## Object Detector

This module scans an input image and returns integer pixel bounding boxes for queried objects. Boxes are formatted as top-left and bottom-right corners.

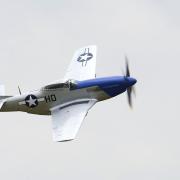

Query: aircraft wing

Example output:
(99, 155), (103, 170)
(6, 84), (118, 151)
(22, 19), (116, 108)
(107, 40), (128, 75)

(51, 99), (97, 142)
(64, 45), (97, 81)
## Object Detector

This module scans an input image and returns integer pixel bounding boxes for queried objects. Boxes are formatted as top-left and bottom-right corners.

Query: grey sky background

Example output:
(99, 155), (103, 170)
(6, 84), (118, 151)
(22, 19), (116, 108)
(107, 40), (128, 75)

(0, 0), (179, 179)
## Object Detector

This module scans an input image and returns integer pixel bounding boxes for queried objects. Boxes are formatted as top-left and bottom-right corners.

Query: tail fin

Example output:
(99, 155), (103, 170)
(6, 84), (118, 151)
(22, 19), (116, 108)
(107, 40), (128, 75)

(0, 85), (11, 108)
(0, 84), (5, 96)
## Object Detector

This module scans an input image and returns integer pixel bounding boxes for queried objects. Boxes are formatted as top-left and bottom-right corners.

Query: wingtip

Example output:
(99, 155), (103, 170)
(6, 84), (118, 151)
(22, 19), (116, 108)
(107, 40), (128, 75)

(53, 135), (75, 143)
(53, 138), (74, 143)
(80, 45), (97, 50)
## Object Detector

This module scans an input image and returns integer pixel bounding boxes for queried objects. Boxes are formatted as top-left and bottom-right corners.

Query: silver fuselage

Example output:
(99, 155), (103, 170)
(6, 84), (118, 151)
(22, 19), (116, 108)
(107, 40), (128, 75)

(0, 86), (110, 115)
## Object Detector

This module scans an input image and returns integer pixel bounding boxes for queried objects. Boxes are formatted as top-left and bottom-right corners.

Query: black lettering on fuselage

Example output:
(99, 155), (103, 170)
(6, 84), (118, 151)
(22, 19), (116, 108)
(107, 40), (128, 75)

(51, 95), (56, 101)
(45, 94), (57, 103)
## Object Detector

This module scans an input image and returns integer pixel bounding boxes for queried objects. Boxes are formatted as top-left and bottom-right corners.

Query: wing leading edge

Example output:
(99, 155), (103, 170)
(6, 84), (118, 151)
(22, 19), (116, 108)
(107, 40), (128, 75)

(64, 45), (97, 81)
(51, 99), (97, 142)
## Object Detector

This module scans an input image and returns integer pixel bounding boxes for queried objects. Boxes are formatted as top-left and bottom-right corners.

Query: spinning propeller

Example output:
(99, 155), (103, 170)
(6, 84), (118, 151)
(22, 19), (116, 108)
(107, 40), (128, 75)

(124, 56), (136, 108)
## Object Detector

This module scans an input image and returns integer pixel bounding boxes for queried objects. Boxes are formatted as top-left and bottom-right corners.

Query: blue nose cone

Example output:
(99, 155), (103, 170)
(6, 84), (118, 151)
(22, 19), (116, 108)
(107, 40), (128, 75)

(126, 77), (137, 86)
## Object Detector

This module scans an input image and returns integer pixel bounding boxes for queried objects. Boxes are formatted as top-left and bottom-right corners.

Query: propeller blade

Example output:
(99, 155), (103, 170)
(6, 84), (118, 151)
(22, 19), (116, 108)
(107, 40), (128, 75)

(124, 56), (136, 108)
(132, 86), (136, 97)
(127, 87), (133, 108)
(125, 56), (130, 77)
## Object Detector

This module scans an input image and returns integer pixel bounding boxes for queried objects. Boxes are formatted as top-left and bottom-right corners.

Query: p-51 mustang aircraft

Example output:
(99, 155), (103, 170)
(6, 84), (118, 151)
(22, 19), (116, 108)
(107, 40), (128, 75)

(0, 46), (137, 142)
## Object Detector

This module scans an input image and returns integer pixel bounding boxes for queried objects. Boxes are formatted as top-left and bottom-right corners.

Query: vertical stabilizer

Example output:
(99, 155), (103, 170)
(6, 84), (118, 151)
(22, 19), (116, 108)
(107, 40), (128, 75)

(0, 84), (5, 96)
(0, 84), (6, 109)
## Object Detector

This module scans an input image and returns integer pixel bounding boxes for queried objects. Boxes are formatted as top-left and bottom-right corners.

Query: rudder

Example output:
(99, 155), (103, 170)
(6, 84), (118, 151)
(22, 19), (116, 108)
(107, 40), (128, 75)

(0, 84), (5, 96)
(0, 84), (11, 109)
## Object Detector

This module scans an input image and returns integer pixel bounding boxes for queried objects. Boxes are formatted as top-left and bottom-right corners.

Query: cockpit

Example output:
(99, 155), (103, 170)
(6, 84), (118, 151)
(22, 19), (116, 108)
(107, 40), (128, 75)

(42, 79), (78, 91)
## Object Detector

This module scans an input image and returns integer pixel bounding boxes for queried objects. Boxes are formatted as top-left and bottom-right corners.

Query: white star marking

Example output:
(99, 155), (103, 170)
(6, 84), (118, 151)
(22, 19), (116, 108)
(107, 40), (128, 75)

(19, 97), (44, 106)
(26, 96), (37, 107)
(80, 54), (91, 61)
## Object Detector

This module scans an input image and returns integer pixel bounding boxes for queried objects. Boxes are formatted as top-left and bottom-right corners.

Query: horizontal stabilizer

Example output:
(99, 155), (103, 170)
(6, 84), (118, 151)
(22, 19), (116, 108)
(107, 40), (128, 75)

(0, 96), (12, 100)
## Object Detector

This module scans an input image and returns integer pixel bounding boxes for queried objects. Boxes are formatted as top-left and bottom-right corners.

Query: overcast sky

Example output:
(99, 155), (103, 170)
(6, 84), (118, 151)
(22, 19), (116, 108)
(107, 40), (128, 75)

(0, 0), (180, 179)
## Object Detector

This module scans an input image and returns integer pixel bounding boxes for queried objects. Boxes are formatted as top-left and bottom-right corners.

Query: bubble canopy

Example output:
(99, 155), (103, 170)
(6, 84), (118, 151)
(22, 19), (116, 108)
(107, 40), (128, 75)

(42, 79), (78, 90)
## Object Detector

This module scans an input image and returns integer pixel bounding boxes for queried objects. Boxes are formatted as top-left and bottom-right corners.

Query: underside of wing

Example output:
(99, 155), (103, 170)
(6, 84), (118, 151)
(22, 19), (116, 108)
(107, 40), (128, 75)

(51, 99), (97, 142)
(64, 45), (97, 81)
